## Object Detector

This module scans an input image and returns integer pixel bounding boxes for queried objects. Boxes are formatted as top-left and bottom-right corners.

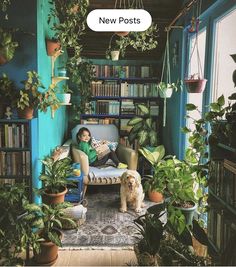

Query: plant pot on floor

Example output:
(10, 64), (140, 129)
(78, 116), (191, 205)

(111, 50), (120, 61)
(134, 243), (160, 266)
(148, 190), (164, 203)
(184, 78), (207, 93)
(42, 187), (68, 205)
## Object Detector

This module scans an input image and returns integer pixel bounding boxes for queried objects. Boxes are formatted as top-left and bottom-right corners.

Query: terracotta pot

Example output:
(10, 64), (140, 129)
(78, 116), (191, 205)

(115, 32), (129, 37)
(0, 54), (7, 65)
(184, 79), (207, 93)
(34, 230), (62, 266)
(17, 107), (34, 119)
(148, 190), (164, 203)
(46, 39), (61, 56)
(43, 187), (68, 205)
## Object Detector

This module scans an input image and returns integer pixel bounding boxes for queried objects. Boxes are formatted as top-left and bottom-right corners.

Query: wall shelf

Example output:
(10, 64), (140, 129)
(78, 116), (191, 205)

(51, 103), (72, 118)
(52, 76), (69, 86)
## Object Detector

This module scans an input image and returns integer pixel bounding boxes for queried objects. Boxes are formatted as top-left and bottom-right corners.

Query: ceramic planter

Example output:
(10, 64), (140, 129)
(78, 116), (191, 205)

(57, 93), (71, 104)
(42, 186), (68, 205)
(159, 87), (173, 98)
(111, 50), (120, 61)
(17, 107), (34, 119)
(175, 201), (197, 226)
(148, 190), (164, 203)
(184, 78), (207, 93)
(46, 39), (61, 56)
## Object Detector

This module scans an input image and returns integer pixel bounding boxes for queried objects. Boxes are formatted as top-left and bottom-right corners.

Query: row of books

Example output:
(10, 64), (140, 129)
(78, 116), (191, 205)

(120, 83), (158, 97)
(80, 118), (118, 125)
(209, 159), (236, 208)
(0, 151), (31, 177)
(87, 101), (120, 115)
(208, 206), (236, 252)
(93, 64), (157, 78)
(91, 81), (120, 97)
(0, 123), (29, 148)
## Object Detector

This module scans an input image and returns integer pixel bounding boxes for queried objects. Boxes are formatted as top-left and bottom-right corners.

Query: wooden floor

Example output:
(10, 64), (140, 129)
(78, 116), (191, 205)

(54, 249), (137, 266)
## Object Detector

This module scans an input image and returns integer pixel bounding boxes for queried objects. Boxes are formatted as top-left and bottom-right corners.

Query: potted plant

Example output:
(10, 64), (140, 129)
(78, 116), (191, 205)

(105, 34), (128, 61)
(37, 156), (73, 205)
(0, 73), (16, 118)
(0, 27), (18, 65)
(157, 80), (182, 99)
(45, 37), (61, 56)
(57, 84), (73, 104)
(133, 203), (165, 266)
(32, 202), (76, 265)
(139, 145), (166, 202)
(127, 104), (159, 147)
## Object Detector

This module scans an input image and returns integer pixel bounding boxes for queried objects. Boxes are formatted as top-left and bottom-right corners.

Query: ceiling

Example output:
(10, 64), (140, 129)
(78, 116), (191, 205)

(80, 0), (184, 61)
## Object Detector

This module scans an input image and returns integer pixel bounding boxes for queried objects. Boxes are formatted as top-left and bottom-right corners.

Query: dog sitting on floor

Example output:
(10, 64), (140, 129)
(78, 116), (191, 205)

(119, 170), (145, 213)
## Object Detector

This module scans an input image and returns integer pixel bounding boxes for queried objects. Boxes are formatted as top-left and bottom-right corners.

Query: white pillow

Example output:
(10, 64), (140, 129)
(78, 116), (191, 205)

(91, 137), (118, 151)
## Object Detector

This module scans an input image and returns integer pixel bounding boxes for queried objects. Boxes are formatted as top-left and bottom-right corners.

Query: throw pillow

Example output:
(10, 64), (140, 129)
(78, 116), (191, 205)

(96, 144), (110, 160)
(52, 146), (70, 162)
(91, 137), (118, 152)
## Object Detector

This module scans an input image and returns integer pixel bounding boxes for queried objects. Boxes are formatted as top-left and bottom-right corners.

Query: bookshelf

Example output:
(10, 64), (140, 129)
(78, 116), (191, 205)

(81, 63), (162, 150)
(0, 119), (36, 199)
(208, 144), (236, 265)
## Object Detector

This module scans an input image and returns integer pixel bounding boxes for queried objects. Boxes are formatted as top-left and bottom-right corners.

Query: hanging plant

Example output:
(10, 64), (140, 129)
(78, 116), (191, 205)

(184, 4), (207, 93)
(0, 0), (11, 19)
(157, 29), (182, 127)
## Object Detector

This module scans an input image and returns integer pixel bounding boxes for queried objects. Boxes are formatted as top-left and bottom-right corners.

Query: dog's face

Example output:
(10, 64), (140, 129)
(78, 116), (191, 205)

(121, 171), (141, 192)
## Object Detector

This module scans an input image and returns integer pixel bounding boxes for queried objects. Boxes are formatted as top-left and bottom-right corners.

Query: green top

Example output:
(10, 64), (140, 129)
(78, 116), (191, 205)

(78, 141), (97, 164)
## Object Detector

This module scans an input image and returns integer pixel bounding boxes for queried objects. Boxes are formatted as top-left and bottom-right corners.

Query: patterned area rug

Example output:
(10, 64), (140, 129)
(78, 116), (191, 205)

(62, 188), (154, 249)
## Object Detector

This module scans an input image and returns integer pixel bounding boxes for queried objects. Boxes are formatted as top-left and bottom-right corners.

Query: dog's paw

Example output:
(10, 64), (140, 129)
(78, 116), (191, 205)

(141, 202), (146, 208)
(135, 208), (142, 213)
(119, 208), (127, 213)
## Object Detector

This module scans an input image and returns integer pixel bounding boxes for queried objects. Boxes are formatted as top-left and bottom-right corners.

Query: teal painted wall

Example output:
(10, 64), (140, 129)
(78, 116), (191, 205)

(35, 0), (69, 203)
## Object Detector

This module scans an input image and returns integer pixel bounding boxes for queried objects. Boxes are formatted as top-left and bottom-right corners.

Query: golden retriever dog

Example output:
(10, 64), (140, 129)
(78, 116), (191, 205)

(119, 170), (145, 213)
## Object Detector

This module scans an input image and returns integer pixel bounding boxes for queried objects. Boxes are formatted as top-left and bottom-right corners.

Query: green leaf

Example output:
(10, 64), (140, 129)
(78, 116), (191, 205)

(181, 126), (191, 133)
(48, 231), (62, 247)
(127, 117), (143, 126)
(138, 130), (149, 146)
(186, 103), (197, 111)
(217, 94), (225, 106)
(137, 104), (149, 115)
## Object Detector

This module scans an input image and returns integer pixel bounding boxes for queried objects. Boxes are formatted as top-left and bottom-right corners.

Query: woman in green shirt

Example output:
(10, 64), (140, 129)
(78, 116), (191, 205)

(76, 127), (127, 168)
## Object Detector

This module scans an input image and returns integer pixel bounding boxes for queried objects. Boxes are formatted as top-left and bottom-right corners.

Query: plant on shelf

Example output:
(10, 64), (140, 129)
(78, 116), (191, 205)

(105, 34), (129, 61)
(0, 73), (17, 118)
(127, 104), (159, 147)
(32, 202), (76, 265)
(139, 145), (166, 203)
(37, 156), (74, 205)
(0, 27), (18, 65)
(57, 84), (73, 104)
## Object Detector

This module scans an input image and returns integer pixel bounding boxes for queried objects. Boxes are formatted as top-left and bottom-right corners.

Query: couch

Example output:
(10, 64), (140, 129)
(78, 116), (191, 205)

(64, 124), (138, 197)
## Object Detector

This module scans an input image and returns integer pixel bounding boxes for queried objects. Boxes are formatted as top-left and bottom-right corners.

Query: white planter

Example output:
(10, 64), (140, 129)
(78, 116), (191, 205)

(159, 87), (173, 98)
(58, 68), (67, 77)
(57, 93), (71, 104)
(111, 50), (120, 61)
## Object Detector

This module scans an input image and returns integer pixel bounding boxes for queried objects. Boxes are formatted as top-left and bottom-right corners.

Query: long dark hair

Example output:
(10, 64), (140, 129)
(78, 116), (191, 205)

(76, 127), (92, 144)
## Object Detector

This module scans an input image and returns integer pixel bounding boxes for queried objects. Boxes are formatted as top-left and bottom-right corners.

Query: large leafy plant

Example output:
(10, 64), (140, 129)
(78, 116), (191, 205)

(127, 104), (159, 147)
(38, 157), (73, 194)
(0, 27), (18, 63)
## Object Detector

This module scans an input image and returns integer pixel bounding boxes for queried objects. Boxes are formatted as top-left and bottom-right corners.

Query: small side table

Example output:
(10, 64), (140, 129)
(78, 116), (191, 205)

(65, 172), (84, 203)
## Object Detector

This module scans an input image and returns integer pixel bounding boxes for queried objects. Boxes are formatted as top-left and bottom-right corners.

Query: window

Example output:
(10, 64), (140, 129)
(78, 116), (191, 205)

(212, 8), (236, 102)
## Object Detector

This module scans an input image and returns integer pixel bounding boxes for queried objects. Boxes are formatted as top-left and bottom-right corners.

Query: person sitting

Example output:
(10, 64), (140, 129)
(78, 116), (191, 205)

(76, 127), (128, 169)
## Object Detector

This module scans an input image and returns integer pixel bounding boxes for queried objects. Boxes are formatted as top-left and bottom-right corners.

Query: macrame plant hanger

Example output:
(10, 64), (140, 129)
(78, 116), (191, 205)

(160, 29), (171, 127)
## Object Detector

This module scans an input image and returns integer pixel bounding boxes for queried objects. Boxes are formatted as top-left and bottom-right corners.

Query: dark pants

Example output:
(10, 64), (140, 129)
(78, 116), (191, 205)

(91, 150), (120, 167)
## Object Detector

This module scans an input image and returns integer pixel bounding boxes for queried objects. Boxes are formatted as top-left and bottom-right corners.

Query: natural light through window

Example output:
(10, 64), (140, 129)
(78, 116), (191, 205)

(212, 8), (236, 102)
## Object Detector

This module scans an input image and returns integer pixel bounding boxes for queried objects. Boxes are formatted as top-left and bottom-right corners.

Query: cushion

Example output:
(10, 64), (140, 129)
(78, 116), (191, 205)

(95, 143), (110, 160)
(88, 166), (127, 185)
(91, 137), (118, 152)
(52, 146), (70, 161)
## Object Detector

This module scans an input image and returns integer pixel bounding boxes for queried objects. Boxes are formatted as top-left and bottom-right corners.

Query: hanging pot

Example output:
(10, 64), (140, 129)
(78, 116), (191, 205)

(184, 78), (207, 93)
(111, 50), (120, 61)
(115, 32), (129, 37)
(159, 87), (173, 98)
